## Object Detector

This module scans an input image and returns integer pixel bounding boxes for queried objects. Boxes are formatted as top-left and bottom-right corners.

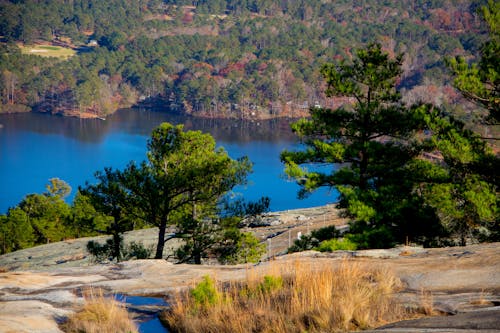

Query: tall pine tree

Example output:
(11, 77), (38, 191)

(281, 44), (438, 247)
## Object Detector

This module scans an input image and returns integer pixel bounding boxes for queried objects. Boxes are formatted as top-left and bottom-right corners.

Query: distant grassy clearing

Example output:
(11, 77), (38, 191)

(20, 44), (76, 59)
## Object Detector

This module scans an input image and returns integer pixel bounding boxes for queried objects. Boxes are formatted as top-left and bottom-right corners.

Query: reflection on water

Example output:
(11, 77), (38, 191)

(0, 109), (337, 213)
(114, 294), (169, 333)
(0, 109), (298, 144)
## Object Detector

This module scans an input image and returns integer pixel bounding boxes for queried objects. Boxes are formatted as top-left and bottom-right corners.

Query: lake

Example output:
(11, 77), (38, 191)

(0, 109), (337, 214)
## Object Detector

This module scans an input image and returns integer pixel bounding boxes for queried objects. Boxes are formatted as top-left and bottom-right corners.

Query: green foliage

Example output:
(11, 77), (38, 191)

(310, 225), (341, 242)
(282, 44), (432, 248)
(80, 168), (134, 262)
(19, 188), (72, 244)
(218, 231), (265, 264)
(288, 225), (341, 253)
(0, 178), (120, 255)
(86, 238), (153, 262)
(287, 234), (319, 253)
(69, 192), (110, 238)
(418, 109), (499, 245)
(448, 0), (499, 124)
(190, 276), (221, 308)
(315, 238), (357, 252)
(344, 226), (396, 250)
(123, 122), (253, 260)
(125, 241), (153, 259)
(0, 0), (488, 118)
(0, 208), (35, 254)
(258, 275), (283, 294)
(86, 238), (117, 262)
(221, 196), (270, 219)
(45, 178), (71, 199)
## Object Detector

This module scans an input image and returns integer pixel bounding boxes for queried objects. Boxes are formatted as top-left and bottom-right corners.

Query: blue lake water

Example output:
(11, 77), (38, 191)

(114, 294), (169, 333)
(0, 109), (338, 214)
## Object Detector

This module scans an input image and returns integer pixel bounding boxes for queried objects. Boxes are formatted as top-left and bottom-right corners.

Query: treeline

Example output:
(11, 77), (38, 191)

(0, 0), (489, 118)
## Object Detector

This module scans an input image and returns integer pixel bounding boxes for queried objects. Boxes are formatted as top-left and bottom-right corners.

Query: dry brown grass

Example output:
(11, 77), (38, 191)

(62, 288), (138, 333)
(470, 289), (494, 306)
(161, 259), (409, 333)
(419, 288), (435, 316)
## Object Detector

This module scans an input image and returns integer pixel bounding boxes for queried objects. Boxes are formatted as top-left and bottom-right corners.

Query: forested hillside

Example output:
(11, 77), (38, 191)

(0, 0), (489, 118)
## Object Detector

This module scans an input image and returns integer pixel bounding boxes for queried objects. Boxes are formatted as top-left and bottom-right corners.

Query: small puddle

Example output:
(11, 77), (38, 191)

(114, 294), (169, 333)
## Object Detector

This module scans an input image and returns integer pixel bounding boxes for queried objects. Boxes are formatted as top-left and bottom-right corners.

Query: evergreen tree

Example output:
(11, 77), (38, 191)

(418, 109), (499, 245)
(80, 168), (134, 262)
(121, 123), (252, 259)
(448, 0), (499, 125)
(281, 44), (436, 247)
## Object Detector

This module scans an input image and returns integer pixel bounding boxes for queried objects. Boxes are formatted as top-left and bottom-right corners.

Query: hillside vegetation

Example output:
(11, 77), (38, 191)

(0, 0), (489, 118)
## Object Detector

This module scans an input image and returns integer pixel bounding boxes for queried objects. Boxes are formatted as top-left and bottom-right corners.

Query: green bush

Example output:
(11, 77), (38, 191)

(86, 239), (116, 262)
(311, 225), (341, 242)
(287, 225), (343, 253)
(125, 241), (153, 259)
(87, 238), (152, 262)
(345, 226), (396, 249)
(287, 234), (319, 253)
(258, 275), (284, 294)
(315, 238), (357, 252)
(190, 276), (220, 308)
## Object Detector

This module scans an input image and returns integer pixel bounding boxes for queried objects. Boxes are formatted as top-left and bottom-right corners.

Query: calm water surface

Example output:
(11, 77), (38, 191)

(0, 109), (337, 214)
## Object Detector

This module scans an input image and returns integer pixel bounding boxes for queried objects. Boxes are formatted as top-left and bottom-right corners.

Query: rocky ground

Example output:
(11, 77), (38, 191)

(0, 205), (499, 333)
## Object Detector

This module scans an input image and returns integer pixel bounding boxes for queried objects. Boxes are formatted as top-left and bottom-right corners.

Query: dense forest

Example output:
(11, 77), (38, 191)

(0, 0), (490, 119)
(0, 0), (498, 262)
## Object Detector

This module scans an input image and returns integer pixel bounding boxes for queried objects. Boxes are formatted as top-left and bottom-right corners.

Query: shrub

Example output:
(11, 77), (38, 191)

(287, 234), (319, 253)
(162, 260), (408, 333)
(62, 288), (138, 333)
(311, 225), (341, 241)
(288, 225), (342, 253)
(218, 231), (266, 264)
(345, 226), (396, 249)
(86, 239), (115, 262)
(125, 241), (153, 259)
(87, 239), (153, 262)
(190, 275), (221, 308)
(315, 238), (357, 252)
(258, 275), (283, 294)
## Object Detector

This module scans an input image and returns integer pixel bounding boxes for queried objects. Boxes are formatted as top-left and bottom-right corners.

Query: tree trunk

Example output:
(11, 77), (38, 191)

(194, 249), (201, 264)
(359, 148), (368, 190)
(113, 231), (122, 262)
(155, 219), (167, 259)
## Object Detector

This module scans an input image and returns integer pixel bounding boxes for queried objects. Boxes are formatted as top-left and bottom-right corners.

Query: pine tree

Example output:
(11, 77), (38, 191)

(281, 44), (436, 247)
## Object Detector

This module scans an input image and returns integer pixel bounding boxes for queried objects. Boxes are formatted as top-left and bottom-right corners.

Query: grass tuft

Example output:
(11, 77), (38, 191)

(62, 288), (138, 333)
(161, 259), (408, 332)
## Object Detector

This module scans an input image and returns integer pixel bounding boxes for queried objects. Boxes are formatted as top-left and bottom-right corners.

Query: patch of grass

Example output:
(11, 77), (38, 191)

(62, 288), (138, 333)
(161, 260), (408, 333)
(39, 45), (60, 50)
(19, 44), (76, 59)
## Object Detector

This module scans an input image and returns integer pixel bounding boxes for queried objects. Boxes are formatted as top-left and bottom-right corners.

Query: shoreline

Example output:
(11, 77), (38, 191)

(1, 103), (311, 121)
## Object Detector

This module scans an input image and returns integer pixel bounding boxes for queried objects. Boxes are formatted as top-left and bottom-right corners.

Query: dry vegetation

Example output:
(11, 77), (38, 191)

(61, 288), (138, 333)
(162, 259), (413, 333)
